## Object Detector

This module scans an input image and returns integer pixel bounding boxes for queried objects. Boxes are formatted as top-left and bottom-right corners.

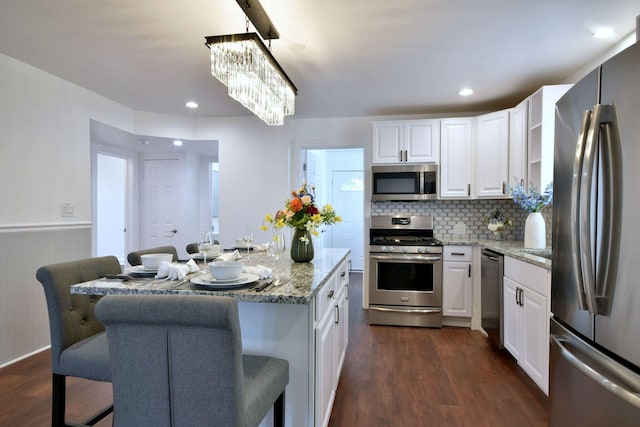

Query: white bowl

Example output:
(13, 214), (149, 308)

(140, 253), (173, 270)
(208, 261), (243, 280)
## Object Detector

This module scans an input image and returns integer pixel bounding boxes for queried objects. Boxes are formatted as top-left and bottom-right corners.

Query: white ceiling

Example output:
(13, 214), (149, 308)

(1, 0), (639, 120)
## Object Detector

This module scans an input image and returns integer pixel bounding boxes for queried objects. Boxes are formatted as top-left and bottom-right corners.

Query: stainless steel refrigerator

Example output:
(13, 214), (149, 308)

(550, 40), (640, 426)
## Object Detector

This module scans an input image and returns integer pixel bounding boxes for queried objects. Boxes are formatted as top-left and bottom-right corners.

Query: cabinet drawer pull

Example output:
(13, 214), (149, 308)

(451, 252), (465, 256)
(327, 290), (334, 299)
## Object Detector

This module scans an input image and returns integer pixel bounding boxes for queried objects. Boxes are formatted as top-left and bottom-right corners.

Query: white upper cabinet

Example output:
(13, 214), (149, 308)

(372, 119), (440, 164)
(404, 120), (440, 163)
(475, 109), (509, 198)
(440, 118), (473, 198)
(509, 98), (529, 188)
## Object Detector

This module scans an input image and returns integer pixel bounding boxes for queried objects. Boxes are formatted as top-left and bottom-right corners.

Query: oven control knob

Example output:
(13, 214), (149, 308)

(417, 247), (424, 253)
(387, 246), (395, 252)
(402, 247), (409, 253)
(424, 247), (431, 253)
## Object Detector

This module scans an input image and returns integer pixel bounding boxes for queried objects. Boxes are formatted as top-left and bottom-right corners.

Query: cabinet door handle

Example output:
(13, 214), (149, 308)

(515, 287), (520, 306)
(502, 182), (506, 194)
(468, 184), (471, 196)
(345, 283), (349, 300)
(399, 150), (403, 162)
(335, 304), (340, 325)
(328, 290), (334, 299)
(468, 264), (471, 278)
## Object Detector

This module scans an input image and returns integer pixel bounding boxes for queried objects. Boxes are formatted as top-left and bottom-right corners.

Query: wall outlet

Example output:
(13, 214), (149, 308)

(61, 203), (74, 217)
(454, 222), (466, 235)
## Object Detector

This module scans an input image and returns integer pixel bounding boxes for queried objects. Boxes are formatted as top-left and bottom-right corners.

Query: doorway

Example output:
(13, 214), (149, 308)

(92, 144), (136, 265)
(302, 148), (364, 270)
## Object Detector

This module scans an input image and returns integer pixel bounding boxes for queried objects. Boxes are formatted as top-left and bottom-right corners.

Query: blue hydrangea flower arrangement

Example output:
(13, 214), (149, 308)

(508, 181), (553, 213)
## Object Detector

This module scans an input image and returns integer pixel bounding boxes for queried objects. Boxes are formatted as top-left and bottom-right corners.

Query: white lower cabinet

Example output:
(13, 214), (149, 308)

(443, 246), (473, 318)
(503, 256), (550, 394)
(315, 260), (349, 427)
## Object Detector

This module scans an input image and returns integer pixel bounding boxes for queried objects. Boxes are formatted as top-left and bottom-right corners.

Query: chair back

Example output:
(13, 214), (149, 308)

(36, 256), (122, 373)
(95, 295), (245, 427)
(126, 246), (178, 266)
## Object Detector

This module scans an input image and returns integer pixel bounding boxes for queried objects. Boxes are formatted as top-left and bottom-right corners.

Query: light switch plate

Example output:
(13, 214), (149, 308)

(61, 203), (74, 217)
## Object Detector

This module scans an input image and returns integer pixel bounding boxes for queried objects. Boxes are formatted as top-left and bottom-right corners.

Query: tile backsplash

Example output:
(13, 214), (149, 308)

(372, 199), (552, 245)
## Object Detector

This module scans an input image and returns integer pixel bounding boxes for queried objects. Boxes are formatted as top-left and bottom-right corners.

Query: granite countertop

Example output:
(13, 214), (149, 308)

(71, 248), (351, 304)
(441, 238), (552, 270)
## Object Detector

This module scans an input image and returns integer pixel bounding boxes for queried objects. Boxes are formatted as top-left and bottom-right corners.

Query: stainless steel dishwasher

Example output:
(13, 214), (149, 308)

(481, 249), (503, 348)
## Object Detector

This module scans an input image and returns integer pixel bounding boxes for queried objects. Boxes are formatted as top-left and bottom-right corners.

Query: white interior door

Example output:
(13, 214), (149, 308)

(331, 170), (364, 270)
(142, 158), (182, 251)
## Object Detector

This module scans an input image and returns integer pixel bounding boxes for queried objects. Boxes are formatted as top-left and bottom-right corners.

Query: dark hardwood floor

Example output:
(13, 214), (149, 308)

(329, 273), (548, 427)
(0, 272), (547, 427)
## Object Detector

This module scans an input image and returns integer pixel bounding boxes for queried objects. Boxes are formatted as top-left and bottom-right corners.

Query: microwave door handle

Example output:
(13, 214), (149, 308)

(580, 105), (602, 315)
(571, 109), (591, 311)
(419, 171), (425, 196)
(595, 104), (622, 315)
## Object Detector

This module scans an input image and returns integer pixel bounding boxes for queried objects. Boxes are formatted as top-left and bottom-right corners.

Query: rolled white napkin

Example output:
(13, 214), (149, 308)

(217, 250), (241, 262)
(242, 264), (273, 279)
(156, 259), (199, 280)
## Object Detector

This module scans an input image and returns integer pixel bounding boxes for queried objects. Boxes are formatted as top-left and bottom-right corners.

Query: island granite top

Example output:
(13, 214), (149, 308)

(71, 248), (351, 304)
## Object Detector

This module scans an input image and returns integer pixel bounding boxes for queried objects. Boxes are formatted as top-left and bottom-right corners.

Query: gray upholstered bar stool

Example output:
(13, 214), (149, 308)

(95, 294), (289, 427)
(36, 255), (122, 427)
(186, 241), (220, 254)
(126, 245), (178, 266)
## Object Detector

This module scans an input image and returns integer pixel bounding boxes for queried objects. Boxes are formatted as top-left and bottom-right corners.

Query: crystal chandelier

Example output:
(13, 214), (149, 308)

(204, 0), (297, 126)
(205, 33), (297, 126)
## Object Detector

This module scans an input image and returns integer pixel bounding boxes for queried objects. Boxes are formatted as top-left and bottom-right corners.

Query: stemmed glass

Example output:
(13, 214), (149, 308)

(268, 232), (286, 281)
(242, 228), (254, 256)
(198, 231), (213, 266)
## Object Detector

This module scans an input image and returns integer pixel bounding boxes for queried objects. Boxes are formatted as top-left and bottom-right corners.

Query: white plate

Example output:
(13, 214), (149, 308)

(191, 253), (221, 260)
(190, 273), (260, 287)
(131, 265), (158, 273)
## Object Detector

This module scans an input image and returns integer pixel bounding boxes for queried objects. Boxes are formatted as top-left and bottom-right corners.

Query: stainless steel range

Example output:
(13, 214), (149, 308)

(368, 215), (443, 328)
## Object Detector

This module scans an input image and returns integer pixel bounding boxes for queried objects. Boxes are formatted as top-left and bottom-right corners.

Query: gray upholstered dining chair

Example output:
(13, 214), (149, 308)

(95, 294), (289, 427)
(36, 255), (122, 427)
(126, 245), (178, 266)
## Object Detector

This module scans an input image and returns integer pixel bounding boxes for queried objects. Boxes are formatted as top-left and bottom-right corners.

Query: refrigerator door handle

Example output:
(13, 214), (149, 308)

(580, 104), (602, 314)
(594, 104), (622, 315)
(551, 334), (640, 410)
(571, 109), (592, 311)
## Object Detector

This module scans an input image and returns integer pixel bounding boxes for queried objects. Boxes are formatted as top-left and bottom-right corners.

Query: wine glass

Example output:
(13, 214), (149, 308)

(242, 228), (254, 256)
(268, 232), (286, 280)
(198, 231), (213, 265)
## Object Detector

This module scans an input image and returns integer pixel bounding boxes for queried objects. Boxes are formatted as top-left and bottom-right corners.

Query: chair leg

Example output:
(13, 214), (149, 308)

(52, 374), (66, 427)
(51, 373), (113, 427)
(274, 390), (285, 427)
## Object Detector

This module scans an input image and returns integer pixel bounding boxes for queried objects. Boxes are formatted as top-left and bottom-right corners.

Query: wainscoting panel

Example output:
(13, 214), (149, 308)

(0, 225), (92, 367)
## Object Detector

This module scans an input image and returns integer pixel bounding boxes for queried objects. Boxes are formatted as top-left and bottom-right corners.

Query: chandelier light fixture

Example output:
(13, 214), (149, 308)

(205, 0), (297, 126)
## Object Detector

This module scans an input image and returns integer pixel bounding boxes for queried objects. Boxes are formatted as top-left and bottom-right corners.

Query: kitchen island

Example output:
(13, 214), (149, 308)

(72, 248), (351, 427)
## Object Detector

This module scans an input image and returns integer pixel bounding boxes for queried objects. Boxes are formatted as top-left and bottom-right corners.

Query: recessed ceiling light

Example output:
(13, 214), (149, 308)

(173, 140), (183, 147)
(459, 88), (474, 96)
(185, 101), (199, 109)
(593, 27), (614, 39)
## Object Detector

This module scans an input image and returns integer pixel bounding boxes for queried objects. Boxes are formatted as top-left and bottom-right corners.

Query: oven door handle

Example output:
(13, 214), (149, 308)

(370, 254), (442, 263)
(370, 306), (442, 314)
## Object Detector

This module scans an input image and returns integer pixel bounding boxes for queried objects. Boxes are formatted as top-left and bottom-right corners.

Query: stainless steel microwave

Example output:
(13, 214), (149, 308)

(371, 164), (438, 201)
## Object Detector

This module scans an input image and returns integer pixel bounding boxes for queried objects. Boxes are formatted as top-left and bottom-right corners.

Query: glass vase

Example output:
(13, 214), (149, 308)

(290, 228), (314, 262)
